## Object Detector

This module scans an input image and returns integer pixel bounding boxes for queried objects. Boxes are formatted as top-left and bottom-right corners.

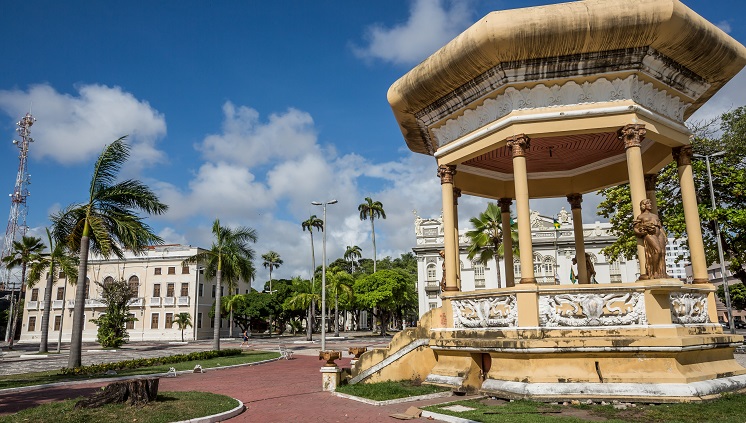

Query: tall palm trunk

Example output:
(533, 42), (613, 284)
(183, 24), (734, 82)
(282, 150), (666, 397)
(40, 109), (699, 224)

(68, 233), (90, 368)
(307, 232), (316, 341)
(39, 261), (56, 353)
(229, 309), (234, 338)
(268, 266), (273, 337)
(493, 240), (502, 289)
(213, 267), (222, 351)
(371, 219), (377, 273)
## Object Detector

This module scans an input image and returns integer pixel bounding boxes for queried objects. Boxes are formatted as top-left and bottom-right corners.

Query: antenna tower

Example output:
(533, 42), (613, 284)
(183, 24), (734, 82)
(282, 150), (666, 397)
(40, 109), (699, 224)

(1, 113), (34, 290)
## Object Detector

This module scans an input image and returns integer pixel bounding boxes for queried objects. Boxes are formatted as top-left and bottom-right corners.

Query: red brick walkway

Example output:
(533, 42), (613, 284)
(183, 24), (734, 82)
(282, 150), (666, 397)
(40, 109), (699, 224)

(0, 355), (451, 422)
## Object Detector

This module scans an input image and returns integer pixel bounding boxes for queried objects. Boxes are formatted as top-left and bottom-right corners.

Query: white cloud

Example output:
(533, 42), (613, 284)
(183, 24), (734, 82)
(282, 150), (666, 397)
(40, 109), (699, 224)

(0, 84), (166, 168)
(198, 102), (318, 167)
(352, 0), (474, 65)
(716, 20), (732, 34)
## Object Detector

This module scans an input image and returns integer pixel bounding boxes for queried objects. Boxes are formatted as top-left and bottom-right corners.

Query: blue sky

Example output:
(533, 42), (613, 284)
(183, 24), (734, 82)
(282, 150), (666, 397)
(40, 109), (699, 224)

(0, 0), (744, 287)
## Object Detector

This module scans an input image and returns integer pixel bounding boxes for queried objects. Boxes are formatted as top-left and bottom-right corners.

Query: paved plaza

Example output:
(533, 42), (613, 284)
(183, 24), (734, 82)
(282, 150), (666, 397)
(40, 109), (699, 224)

(0, 333), (470, 421)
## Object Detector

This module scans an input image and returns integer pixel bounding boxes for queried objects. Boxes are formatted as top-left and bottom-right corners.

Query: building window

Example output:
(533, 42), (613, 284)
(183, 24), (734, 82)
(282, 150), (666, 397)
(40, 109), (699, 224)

(103, 276), (114, 287)
(235, 288), (239, 295)
(182, 266), (190, 274)
(53, 315), (61, 331)
(197, 312), (202, 329)
(210, 317), (215, 328)
(154, 267), (162, 275)
(610, 260), (622, 282)
(165, 313), (173, 328)
(426, 264), (437, 284)
(221, 286), (224, 296)
(85, 278), (90, 299)
(31, 288), (39, 301)
(533, 253), (543, 275)
(58, 271), (65, 279)
(211, 285), (216, 298)
(514, 259), (521, 277)
(28, 316), (36, 331)
(168, 267), (176, 275)
(181, 283), (189, 297)
(151, 313), (159, 329)
(128, 275), (139, 296)
(126, 313), (135, 330)
(56, 287), (65, 300)
(167, 283), (175, 297)
(543, 257), (555, 277)
(153, 284), (161, 297)
(474, 261), (486, 288)
(199, 283), (204, 297)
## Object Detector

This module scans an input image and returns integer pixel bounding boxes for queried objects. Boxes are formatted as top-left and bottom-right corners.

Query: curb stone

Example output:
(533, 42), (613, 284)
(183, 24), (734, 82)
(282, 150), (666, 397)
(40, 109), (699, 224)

(332, 390), (453, 406)
(171, 398), (245, 423)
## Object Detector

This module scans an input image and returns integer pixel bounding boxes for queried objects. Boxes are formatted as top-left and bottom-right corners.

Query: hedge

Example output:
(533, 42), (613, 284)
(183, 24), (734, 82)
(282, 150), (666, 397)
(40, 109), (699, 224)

(60, 349), (243, 376)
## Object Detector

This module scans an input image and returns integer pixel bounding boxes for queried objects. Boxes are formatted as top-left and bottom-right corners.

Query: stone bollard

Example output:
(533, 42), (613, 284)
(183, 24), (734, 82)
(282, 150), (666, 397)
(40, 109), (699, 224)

(319, 350), (343, 392)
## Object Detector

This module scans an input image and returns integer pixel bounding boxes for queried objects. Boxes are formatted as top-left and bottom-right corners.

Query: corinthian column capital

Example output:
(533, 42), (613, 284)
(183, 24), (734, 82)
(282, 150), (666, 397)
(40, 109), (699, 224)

(644, 174), (658, 191)
(566, 193), (583, 210)
(618, 124), (646, 149)
(453, 188), (462, 205)
(507, 134), (530, 157)
(437, 165), (457, 185)
(672, 145), (693, 167)
(497, 198), (513, 213)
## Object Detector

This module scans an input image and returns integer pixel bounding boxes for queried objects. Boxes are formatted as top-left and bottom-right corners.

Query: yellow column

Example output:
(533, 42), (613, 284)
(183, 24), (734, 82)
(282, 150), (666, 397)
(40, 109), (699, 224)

(644, 174), (659, 216)
(508, 135), (535, 284)
(438, 165), (459, 291)
(567, 193), (588, 284)
(453, 188), (462, 289)
(619, 124), (648, 279)
(498, 198), (515, 288)
(673, 146), (709, 284)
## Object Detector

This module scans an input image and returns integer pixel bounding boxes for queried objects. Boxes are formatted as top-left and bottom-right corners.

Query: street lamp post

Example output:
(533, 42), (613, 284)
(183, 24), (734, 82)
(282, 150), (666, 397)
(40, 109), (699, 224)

(312, 199), (337, 351)
(694, 151), (735, 335)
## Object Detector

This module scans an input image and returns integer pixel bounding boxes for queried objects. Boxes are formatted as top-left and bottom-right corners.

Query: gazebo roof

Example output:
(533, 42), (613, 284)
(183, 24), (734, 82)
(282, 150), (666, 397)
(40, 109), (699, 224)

(389, 0), (746, 157)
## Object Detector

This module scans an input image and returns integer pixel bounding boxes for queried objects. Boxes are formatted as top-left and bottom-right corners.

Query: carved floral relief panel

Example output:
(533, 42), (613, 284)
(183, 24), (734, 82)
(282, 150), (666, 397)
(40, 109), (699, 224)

(539, 292), (647, 327)
(670, 293), (709, 324)
(452, 295), (517, 328)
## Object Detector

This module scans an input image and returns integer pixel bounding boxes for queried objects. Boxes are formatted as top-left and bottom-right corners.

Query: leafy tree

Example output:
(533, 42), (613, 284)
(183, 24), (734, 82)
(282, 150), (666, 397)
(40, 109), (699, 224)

(2, 235), (45, 347)
(229, 291), (272, 333)
(172, 312), (193, 342)
(183, 218), (257, 351)
(301, 215), (323, 340)
(599, 107), (746, 284)
(358, 197), (386, 272)
(261, 251), (283, 335)
(717, 283), (746, 311)
(89, 278), (137, 348)
(354, 269), (414, 336)
(51, 137), (167, 368)
(27, 228), (79, 353)
(344, 245), (363, 274)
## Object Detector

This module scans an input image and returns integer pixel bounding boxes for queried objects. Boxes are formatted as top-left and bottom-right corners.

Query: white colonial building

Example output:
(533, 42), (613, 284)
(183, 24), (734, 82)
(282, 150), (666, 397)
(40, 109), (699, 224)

(19, 244), (251, 344)
(413, 209), (689, 317)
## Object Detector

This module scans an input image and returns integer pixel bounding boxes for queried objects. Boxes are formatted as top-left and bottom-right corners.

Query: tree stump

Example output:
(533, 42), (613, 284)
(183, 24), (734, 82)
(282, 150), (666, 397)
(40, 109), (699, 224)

(75, 377), (160, 409)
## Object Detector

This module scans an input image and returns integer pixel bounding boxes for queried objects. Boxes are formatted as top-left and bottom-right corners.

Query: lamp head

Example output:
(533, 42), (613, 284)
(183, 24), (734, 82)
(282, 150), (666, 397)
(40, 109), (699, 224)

(328, 200), (338, 205)
(311, 201), (322, 206)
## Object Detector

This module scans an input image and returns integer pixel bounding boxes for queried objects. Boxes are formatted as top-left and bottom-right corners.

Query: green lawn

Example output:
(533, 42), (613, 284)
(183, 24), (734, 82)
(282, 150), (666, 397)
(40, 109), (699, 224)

(424, 394), (746, 423)
(335, 380), (451, 401)
(0, 350), (279, 390)
(0, 391), (238, 423)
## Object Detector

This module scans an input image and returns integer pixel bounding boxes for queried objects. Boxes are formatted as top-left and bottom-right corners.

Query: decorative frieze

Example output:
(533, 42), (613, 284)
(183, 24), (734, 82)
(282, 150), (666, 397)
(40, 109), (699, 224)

(452, 295), (518, 328)
(430, 76), (690, 147)
(670, 293), (709, 324)
(539, 292), (647, 327)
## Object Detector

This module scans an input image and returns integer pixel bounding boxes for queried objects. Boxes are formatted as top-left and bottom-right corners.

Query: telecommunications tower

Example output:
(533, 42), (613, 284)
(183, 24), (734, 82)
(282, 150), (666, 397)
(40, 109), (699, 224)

(1, 113), (34, 290)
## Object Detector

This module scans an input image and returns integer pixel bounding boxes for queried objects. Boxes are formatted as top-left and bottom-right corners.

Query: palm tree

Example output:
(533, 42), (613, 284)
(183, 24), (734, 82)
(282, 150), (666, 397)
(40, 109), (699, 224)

(184, 219), (257, 351)
(211, 253), (255, 338)
(223, 294), (243, 338)
(172, 312), (193, 342)
(262, 251), (283, 294)
(466, 202), (518, 288)
(26, 228), (79, 353)
(344, 245), (362, 274)
(327, 268), (354, 337)
(301, 215), (323, 340)
(358, 197), (386, 273)
(51, 137), (168, 368)
(285, 277), (320, 335)
(2, 235), (45, 347)
(262, 251), (282, 335)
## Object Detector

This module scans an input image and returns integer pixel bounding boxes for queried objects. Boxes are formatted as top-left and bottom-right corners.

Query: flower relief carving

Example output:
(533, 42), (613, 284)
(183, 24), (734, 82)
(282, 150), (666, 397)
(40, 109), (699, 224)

(430, 75), (691, 147)
(670, 293), (709, 324)
(452, 295), (517, 328)
(539, 292), (647, 327)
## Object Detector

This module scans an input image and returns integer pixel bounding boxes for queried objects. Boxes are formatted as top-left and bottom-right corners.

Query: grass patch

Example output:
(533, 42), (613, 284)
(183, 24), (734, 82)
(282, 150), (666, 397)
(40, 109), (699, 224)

(423, 394), (746, 422)
(0, 350), (279, 390)
(335, 380), (450, 401)
(0, 391), (238, 423)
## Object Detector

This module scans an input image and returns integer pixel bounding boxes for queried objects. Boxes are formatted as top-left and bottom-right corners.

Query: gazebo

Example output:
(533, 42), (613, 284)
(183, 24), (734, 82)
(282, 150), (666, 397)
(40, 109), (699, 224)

(351, 0), (746, 401)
